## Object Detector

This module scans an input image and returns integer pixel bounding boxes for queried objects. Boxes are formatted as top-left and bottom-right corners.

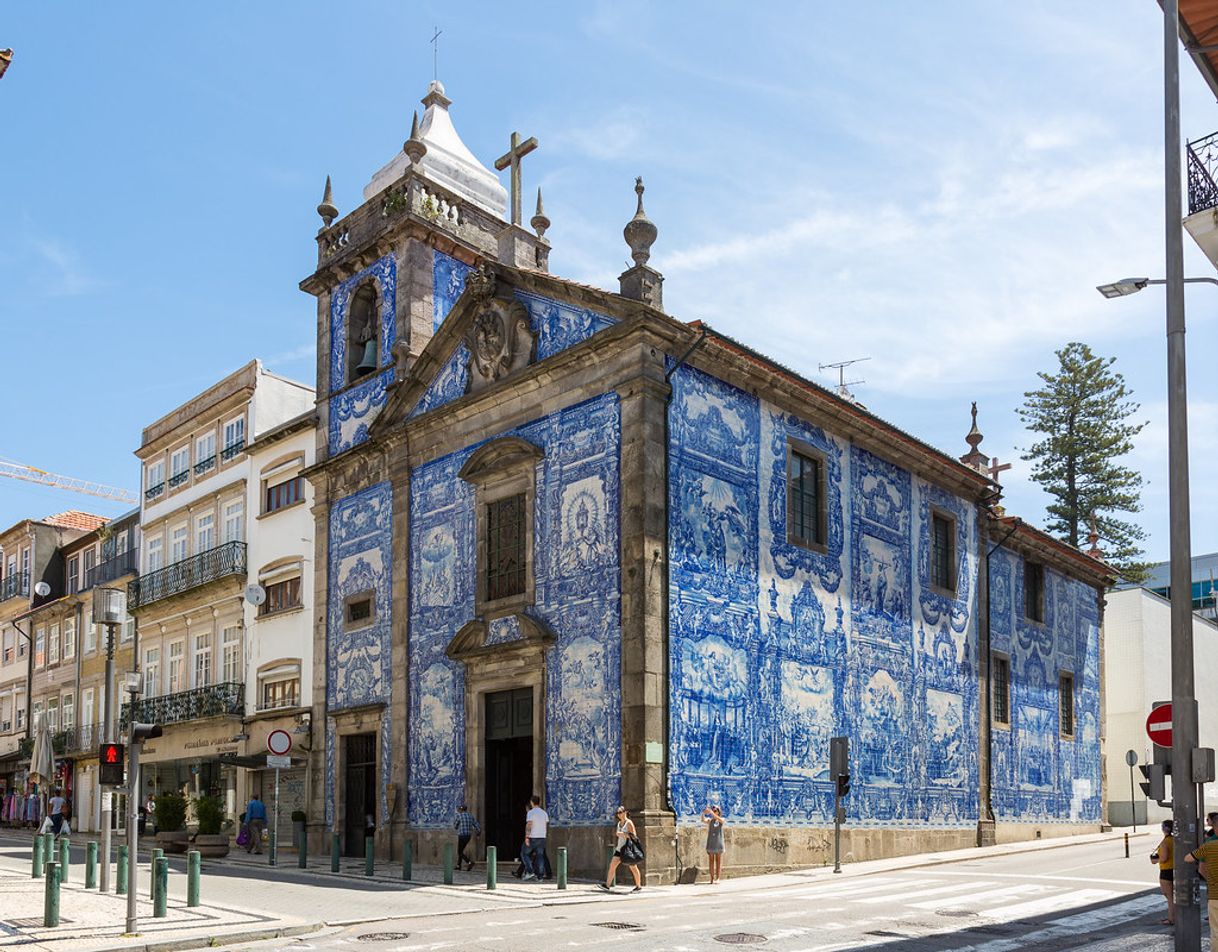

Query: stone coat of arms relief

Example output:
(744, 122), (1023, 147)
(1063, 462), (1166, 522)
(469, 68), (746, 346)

(463, 265), (535, 393)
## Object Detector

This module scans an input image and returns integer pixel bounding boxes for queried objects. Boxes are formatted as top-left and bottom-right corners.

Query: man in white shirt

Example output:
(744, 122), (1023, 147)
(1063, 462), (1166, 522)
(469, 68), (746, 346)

(522, 795), (549, 881)
(48, 789), (67, 835)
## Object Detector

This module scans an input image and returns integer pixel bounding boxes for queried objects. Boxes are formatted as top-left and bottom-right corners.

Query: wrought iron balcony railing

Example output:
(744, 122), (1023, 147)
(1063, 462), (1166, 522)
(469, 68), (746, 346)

(62, 723), (103, 753)
(1188, 131), (1218, 216)
(194, 455), (216, 476)
(0, 570), (29, 602)
(85, 549), (137, 589)
(168, 470), (189, 488)
(120, 681), (244, 729)
(127, 541), (246, 609)
(145, 482), (165, 501)
(220, 439), (245, 463)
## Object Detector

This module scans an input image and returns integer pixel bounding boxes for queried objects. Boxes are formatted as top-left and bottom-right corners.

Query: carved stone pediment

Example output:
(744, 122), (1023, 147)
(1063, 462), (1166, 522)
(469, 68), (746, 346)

(445, 612), (555, 661)
(464, 292), (535, 394)
(457, 436), (542, 484)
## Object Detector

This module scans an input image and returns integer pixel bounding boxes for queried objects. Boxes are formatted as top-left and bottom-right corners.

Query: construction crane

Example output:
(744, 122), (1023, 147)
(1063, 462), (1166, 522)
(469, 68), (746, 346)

(0, 459), (137, 505)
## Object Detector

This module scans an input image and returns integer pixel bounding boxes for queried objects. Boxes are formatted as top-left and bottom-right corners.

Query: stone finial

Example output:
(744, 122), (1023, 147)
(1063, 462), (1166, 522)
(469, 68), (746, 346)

(1086, 512), (1102, 559)
(316, 175), (338, 228)
(530, 188), (550, 239)
(959, 400), (989, 473)
(623, 176), (657, 266)
(0, 49), (12, 81)
(403, 111), (428, 167)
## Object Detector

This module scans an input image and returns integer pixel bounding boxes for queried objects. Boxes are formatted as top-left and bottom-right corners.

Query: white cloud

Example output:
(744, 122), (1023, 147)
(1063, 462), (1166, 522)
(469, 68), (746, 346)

(32, 239), (102, 296)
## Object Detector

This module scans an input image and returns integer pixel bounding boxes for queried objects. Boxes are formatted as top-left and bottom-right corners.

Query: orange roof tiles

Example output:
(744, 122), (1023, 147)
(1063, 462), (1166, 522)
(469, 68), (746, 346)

(41, 511), (108, 532)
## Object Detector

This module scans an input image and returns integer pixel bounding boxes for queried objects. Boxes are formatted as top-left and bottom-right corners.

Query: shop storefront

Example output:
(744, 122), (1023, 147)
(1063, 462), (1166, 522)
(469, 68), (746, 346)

(138, 720), (242, 832)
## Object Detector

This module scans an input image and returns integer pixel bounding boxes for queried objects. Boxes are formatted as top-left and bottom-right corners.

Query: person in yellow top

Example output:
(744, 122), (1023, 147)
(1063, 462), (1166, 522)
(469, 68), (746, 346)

(1151, 819), (1175, 926)
(1186, 825), (1218, 930)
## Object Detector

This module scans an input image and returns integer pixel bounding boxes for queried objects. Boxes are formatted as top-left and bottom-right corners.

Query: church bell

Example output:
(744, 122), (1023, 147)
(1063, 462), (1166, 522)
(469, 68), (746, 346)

(355, 339), (378, 375)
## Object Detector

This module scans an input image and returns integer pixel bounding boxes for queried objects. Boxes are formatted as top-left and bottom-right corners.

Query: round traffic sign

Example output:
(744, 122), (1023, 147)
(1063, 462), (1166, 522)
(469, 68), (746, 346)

(267, 729), (293, 756)
(1146, 704), (1173, 748)
(1125, 749), (1139, 767)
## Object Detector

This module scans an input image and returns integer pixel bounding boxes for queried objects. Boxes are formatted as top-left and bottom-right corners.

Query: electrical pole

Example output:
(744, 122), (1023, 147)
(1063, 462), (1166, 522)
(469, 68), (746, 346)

(100, 623), (114, 893)
(1162, 1), (1201, 948)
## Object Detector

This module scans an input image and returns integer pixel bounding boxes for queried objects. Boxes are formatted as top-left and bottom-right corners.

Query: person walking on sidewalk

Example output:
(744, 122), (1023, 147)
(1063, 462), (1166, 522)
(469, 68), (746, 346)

(454, 804), (480, 871)
(600, 805), (643, 893)
(1187, 826), (1218, 930)
(522, 796), (548, 881)
(702, 805), (726, 883)
(47, 789), (66, 837)
(1151, 819), (1175, 926)
(244, 794), (267, 855)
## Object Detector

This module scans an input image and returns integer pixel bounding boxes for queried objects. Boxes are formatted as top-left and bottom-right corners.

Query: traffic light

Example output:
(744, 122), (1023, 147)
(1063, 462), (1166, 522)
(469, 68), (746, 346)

(1139, 763), (1166, 803)
(836, 773), (851, 798)
(131, 723), (163, 744)
(98, 743), (125, 785)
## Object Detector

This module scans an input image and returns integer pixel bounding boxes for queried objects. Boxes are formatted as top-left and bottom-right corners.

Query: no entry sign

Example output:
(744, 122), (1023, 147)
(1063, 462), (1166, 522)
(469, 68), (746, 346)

(1146, 704), (1173, 748)
(267, 729), (293, 756)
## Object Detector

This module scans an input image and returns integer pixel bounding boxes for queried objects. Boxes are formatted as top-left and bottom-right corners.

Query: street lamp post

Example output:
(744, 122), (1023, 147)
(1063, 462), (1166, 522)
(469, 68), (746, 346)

(93, 587), (126, 895)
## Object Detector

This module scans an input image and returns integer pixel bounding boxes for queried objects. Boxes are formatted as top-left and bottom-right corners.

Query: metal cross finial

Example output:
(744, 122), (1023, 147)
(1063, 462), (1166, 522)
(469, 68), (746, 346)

(987, 456), (1012, 484)
(494, 130), (539, 226)
(430, 27), (442, 80)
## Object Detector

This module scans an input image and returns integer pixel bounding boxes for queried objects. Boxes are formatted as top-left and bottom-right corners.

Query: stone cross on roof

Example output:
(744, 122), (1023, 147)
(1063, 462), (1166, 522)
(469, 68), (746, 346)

(495, 131), (538, 227)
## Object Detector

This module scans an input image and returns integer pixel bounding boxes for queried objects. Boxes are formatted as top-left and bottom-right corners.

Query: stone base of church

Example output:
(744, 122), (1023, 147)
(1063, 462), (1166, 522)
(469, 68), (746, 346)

(407, 823), (619, 879)
(991, 820), (1105, 845)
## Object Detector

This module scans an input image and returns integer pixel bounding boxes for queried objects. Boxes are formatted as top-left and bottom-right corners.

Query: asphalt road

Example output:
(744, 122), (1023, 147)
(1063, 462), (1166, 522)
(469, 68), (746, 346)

(227, 837), (1206, 952)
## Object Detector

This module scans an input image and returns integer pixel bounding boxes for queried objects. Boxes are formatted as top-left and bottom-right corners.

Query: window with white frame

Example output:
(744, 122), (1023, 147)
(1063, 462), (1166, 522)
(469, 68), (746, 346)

(168, 640), (184, 693)
(122, 614), (134, 642)
(81, 688), (94, 728)
(144, 647), (160, 697)
(195, 432), (216, 475)
(145, 460), (165, 498)
(258, 663), (301, 711)
(171, 524), (188, 563)
(48, 623), (59, 665)
(46, 697), (58, 730)
(222, 416), (246, 461)
(34, 626), (44, 668)
(15, 696), (25, 730)
(61, 693), (74, 731)
(67, 556), (79, 594)
(195, 512), (215, 553)
(4, 555), (14, 579)
(222, 626), (241, 683)
(83, 547), (96, 587)
(20, 548), (29, 584)
(169, 445), (190, 487)
(147, 536), (163, 572)
(84, 607), (97, 653)
(115, 530), (129, 556)
(62, 616), (75, 660)
(0, 695), (10, 733)
(2, 627), (12, 664)
(222, 500), (244, 543)
(193, 631), (212, 688)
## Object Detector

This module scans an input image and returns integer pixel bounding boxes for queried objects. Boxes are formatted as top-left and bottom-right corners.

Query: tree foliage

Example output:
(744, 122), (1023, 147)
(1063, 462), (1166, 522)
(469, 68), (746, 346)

(1018, 342), (1148, 581)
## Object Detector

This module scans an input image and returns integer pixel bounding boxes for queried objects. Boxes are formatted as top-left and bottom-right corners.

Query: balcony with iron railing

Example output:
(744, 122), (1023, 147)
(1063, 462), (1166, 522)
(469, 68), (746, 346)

(120, 681), (244, 729)
(61, 723), (104, 753)
(85, 549), (137, 589)
(220, 439), (245, 463)
(1188, 132), (1218, 216)
(0, 570), (29, 602)
(127, 540), (246, 609)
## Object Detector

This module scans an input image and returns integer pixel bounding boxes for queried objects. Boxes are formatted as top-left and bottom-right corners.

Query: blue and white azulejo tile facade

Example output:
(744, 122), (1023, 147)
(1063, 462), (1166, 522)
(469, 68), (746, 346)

(407, 393), (622, 829)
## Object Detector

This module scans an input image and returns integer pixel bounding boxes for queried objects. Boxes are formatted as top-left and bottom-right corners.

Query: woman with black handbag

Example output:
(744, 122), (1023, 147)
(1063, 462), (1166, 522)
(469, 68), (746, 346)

(600, 805), (643, 892)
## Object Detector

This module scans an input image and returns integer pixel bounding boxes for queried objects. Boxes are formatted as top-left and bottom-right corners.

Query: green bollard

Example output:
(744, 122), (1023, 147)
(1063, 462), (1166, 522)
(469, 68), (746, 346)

(486, 845), (497, 890)
(402, 838), (412, 881)
(150, 847), (163, 899)
(364, 835), (374, 877)
(298, 829), (307, 869)
(187, 850), (201, 907)
(153, 857), (168, 918)
(59, 837), (70, 883)
(32, 833), (44, 878)
(331, 832), (340, 873)
(43, 860), (60, 927)
(557, 847), (567, 890)
(443, 842), (454, 885)
(86, 841), (98, 888)
(116, 845), (128, 894)
(42, 833), (53, 870)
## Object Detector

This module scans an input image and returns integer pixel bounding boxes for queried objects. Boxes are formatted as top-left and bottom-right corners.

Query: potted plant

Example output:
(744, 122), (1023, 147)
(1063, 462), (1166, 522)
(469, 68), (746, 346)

(154, 792), (189, 854)
(192, 795), (229, 857)
(291, 809), (306, 845)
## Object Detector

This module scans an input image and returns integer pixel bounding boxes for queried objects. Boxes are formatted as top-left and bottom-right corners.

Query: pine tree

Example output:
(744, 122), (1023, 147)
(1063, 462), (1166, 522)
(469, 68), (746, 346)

(1017, 342), (1148, 581)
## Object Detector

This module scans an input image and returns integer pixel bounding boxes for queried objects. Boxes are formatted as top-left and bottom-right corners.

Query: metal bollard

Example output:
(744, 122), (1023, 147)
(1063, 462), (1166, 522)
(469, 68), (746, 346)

(42, 833), (53, 871)
(331, 832), (340, 873)
(43, 860), (60, 927)
(150, 847), (163, 899)
(1124, 832), (1130, 858)
(153, 857), (168, 918)
(59, 837), (70, 883)
(365, 835), (375, 877)
(557, 847), (567, 890)
(443, 842), (454, 885)
(116, 845), (128, 894)
(86, 841), (98, 889)
(187, 850), (201, 907)
(486, 845), (497, 889)
(402, 838), (412, 881)
(269, 829), (277, 867)
(32, 834), (44, 878)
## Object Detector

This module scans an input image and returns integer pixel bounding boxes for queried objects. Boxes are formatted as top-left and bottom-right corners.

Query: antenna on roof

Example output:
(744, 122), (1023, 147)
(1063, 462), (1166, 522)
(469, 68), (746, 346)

(818, 357), (871, 400)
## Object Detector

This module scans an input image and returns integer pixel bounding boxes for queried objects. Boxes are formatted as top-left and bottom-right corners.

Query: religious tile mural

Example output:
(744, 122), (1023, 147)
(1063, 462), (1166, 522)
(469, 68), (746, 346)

(668, 365), (983, 829)
(408, 345), (470, 420)
(327, 255), (397, 455)
(325, 482), (394, 822)
(433, 250), (472, 331)
(989, 549), (1102, 823)
(408, 393), (621, 828)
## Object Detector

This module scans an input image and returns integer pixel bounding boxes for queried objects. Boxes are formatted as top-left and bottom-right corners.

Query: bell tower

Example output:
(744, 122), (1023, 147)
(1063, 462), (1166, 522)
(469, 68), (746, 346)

(300, 80), (551, 461)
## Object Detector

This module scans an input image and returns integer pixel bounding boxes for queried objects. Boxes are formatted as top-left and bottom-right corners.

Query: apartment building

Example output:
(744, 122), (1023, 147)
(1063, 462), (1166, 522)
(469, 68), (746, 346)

(128, 360), (312, 823)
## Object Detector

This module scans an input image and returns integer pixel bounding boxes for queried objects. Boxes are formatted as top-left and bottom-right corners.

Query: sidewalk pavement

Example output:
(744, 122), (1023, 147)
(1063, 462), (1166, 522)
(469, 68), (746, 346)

(0, 827), (1148, 951)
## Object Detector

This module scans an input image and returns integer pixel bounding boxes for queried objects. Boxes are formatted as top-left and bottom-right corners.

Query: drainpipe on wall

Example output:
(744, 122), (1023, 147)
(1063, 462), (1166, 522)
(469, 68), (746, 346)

(661, 327), (706, 883)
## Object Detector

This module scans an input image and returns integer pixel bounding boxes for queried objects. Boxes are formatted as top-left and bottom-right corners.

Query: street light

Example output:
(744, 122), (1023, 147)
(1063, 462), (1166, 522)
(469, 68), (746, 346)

(92, 586), (126, 894)
(1095, 276), (1218, 298)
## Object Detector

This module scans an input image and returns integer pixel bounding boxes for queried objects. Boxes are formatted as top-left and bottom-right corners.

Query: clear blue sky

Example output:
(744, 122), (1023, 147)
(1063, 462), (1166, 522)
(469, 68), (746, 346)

(2, 1), (1216, 562)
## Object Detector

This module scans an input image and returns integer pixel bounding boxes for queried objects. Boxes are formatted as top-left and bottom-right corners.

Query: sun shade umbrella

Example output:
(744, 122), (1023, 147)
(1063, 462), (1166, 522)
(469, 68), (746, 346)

(28, 711), (55, 792)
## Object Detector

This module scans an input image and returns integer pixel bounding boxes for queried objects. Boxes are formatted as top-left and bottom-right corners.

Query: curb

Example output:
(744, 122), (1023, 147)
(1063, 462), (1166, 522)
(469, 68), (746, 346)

(86, 923), (321, 952)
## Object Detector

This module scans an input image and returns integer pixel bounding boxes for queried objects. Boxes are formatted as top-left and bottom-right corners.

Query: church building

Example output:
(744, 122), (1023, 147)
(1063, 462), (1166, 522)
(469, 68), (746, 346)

(301, 80), (1115, 881)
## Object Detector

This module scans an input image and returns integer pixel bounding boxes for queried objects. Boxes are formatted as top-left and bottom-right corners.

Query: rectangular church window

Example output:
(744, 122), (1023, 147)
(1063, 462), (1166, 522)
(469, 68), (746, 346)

(1024, 561), (1045, 622)
(788, 447), (825, 550)
(1059, 672), (1074, 738)
(486, 493), (526, 601)
(931, 512), (956, 593)
(344, 592), (375, 631)
(992, 653), (1010, 725)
